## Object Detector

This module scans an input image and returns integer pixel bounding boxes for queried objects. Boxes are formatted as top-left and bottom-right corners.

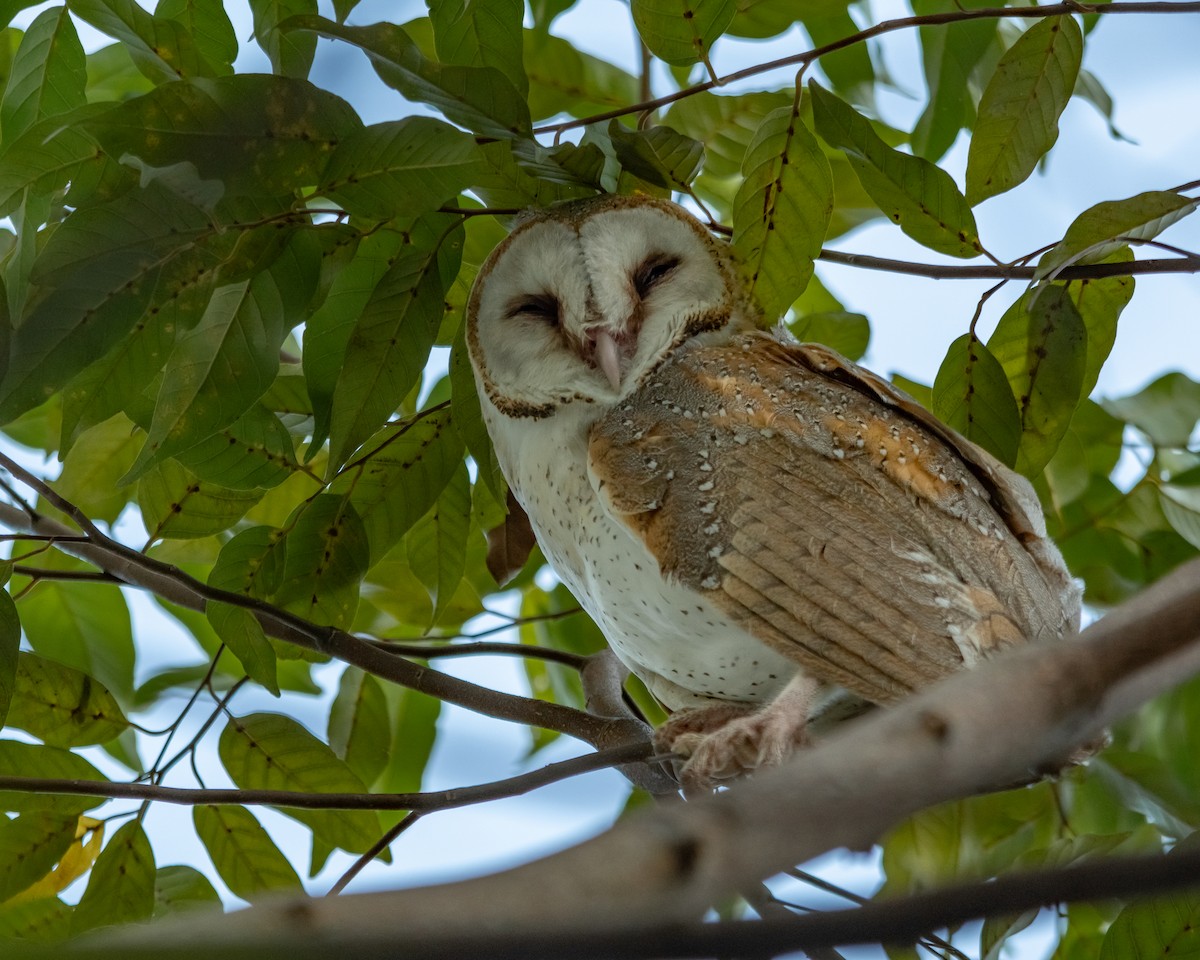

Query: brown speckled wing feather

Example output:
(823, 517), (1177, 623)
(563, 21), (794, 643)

(588, 334), (1077, 706)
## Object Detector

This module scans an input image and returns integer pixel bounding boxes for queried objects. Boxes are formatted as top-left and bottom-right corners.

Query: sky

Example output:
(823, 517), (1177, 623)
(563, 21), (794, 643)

(6, 1), (1200, 956)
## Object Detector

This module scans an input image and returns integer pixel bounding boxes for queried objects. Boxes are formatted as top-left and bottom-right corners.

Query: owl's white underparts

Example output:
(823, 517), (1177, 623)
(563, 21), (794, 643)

(467, 194), (1080, 789)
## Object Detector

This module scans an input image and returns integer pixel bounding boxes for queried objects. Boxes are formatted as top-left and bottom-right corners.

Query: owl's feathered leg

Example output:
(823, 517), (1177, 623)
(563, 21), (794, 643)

(659, 672), (820, 792)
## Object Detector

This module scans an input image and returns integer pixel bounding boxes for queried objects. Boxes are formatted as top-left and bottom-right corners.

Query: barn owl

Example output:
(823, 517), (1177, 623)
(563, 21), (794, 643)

(466, 194), (1079, 788)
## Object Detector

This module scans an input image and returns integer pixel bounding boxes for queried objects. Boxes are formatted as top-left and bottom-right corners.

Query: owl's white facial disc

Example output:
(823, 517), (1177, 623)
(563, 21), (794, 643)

(467, 196), (750, 420)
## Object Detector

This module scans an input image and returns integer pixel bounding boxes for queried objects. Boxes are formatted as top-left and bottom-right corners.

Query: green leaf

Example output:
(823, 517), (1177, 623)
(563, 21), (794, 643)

(1099, 835), (1200, 959)
(406, 464), (471, 624)
(664, 89), (791, 180)
(933, 333), (1022, 467)
(374, 683), (440, 798)
(631, 0), (736, 67)
(138, 459), (264, 541)
(319, 117), (480, 220)
(1036, 191), (1197, 280)
(0, 896), (71, 944)
(429, 0), (526, 95)
(810, 79), (981, 258)
(6, 653), (130, 747)
(272, 494), (370, 629)
(282, 16), (531, 138)
(1160, 485), (1200, 551)
(218, 712), (382, 855)
(0, 184), (213, 424)
(1103, 373), (1200, 448)
(82, 74), (359, 198)
(449, 325), (504, 501)
(193, 804), (304, 901)
(606, 122), (705, 191)
(122, 273), (289, 482)
(0, 589), (16, 729)
(802, 9), (874, 104)
(332, 406), (465, 562)
(156, 0), (238, 76)
(16, 552), (134, 702)
(471, 138), (595, 210)
(152, 864), (222, 919)
(0, 812), (77, 903)
(70, 821), (155, 936)
(1068, 251), (1135, 398)
(732, 103), (833, 319)
(84, 42), (156, 101)
(909, 0), (996, 162)
(0, 6), (86, 144)
(0, 741), (107, 815)
(788, 311), (870, 361)
(328, 667), (391, 789)
(0, 105), (115, 218)
(523, 29), (638, 122)
(988, 284), (1087, 477)
(206, 530), (281, 695)
(67, 0), (213, 82)
(53, 415), (141, 522)
(249, 0), (317, 79)
(965, 16), (1083, 205)
(173, 403), (300, 491)
(327, 218), (462, 469)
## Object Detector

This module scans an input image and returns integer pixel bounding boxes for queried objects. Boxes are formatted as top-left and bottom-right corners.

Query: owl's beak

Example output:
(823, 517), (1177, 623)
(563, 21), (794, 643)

(594, 329), (623, 391)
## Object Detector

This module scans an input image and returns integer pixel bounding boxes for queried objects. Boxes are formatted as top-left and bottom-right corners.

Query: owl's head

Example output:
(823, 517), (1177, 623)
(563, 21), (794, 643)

(467, 195), (754, 420)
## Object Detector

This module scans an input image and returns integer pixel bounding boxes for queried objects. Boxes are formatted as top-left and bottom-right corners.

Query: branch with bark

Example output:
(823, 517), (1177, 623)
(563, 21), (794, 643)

(65, 555), (1200, 959)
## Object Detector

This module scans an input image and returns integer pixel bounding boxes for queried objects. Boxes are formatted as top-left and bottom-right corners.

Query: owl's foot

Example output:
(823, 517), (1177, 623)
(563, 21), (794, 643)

(657, 674), (820, 792)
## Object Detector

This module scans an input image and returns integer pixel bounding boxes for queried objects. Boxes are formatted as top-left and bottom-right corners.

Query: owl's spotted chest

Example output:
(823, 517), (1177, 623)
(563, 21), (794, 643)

(510, 423), (797, 710)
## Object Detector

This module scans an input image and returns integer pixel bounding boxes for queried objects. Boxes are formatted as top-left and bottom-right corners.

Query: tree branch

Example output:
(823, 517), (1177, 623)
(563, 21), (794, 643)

(533, 1), (1200, 135)
(0, 743), (651, 812)
(817, 250), (1200, 280)
(85, 556), (1200, 957)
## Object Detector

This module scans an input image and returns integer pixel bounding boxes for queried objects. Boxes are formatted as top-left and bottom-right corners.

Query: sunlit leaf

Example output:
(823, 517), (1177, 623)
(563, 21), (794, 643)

(69, 820), (155, 935)
(1036, 191), (1197, 280)
(988, 285), (1087, 476)
(282, 16), (531, 138)
(965, 16), (1083, 205)
(810, 80), (981, 258)
(631, 0), (736, 67)
(0, 6), (86, 144)
(218, 712), (382, 855)
(193, 804), (303, 901)
(732, 103), (833, 319)
(16, 552), (134, 702)
(53, 415), (140, 522)
(1067, 251), (1135, 398)
(5, 653), (129, 747)
(933, 333), (1022, 466)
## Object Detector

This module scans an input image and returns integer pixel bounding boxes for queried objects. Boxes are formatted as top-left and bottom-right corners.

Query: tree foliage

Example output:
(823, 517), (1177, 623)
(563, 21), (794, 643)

(0, 0), (1197, 956)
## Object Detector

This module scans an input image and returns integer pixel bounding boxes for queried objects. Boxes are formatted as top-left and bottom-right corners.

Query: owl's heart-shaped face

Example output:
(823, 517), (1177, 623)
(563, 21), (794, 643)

(467, 195), (753, 420)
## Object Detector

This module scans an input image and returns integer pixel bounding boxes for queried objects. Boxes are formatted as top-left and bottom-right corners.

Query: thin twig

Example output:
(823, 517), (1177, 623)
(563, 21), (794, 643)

(327, 812), (422, 897)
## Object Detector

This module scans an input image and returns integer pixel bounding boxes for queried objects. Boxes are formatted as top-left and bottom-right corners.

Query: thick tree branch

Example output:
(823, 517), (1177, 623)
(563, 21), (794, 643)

(82, 557), (1200, 957)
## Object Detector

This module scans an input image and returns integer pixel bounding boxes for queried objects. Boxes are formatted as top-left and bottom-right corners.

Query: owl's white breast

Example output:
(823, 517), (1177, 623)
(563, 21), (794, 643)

(489, 402), (799, 711)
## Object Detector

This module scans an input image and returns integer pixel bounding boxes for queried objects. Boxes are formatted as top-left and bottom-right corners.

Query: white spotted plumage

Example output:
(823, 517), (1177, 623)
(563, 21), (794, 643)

(467, 195), (1079, 786)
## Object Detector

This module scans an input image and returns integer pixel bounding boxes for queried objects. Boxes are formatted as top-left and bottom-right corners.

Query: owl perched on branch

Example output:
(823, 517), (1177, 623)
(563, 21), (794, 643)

(467, 194), (1079, 789)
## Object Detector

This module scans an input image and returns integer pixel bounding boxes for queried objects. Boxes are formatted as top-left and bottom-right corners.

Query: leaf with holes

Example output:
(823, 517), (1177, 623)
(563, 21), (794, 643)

(988, 285), (1087, 477)
(965, 16), (1082, 205)
(732, 104), (832, 319)
(193, 804), (303, 901)
(631, 0), (736, 67)
(810, 80), (981, 258)
(933, 333), (1022, 467)
(218, 712), (382, 856)
(1036, 191), (1197, 280)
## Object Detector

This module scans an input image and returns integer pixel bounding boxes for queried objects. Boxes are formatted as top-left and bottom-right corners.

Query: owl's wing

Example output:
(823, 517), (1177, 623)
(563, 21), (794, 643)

(588, 334), (1077, 706)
